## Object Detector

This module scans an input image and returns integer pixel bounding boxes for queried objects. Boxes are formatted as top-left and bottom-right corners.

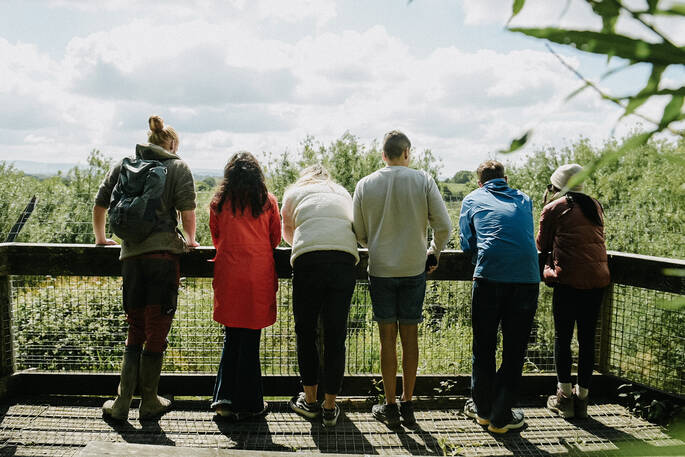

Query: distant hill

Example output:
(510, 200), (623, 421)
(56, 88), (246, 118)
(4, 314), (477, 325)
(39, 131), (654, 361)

(1, 160), (222, 179)
(2, 160), (82, 176)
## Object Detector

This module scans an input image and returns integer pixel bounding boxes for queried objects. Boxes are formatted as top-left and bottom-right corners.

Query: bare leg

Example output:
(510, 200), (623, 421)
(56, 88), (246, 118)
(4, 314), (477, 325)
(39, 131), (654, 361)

(399, 324), (419, 402)
(303, 384), (318, 404)
(378, 322), (399, 404)
(323, 393), (336, 410)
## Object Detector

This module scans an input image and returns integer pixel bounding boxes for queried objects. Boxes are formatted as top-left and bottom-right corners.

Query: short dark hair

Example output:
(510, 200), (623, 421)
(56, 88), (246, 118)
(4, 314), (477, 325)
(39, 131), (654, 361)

(477, 160), (505, 184)
(383, 130), (411, 160)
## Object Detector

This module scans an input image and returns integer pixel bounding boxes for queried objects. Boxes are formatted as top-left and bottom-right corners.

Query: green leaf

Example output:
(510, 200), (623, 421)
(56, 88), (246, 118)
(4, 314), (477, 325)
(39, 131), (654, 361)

(622, 65), (665, 119)
(508, 28), (685, 66)
(512, 0), (525, 16)
(499, 130), (532, 154)
(660, 94), (684, 128)
(507, 0), (526, 25)
(647, 0), (660, 13)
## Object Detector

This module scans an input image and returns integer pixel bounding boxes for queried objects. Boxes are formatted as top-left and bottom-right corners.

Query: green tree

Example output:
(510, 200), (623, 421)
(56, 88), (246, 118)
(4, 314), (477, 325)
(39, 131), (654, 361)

(263, 131), (440, 198)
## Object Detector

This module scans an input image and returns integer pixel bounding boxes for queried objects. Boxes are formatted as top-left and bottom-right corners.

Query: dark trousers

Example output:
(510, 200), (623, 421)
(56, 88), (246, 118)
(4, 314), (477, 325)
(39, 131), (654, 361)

(212, 327), (263, 413)
(471, 279), (539, 428)
(553, 284), (604, 388)
(292, 252), (356, 395)
(122, 253), (180, 353)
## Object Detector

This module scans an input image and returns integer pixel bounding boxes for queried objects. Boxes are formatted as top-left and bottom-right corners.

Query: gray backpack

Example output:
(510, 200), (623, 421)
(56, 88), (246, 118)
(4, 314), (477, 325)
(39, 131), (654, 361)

(108, 156), (174, 243)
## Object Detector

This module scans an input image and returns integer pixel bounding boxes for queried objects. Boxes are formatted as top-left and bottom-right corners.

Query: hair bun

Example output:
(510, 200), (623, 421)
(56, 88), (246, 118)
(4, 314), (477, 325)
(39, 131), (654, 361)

(149, 115), (164, 133)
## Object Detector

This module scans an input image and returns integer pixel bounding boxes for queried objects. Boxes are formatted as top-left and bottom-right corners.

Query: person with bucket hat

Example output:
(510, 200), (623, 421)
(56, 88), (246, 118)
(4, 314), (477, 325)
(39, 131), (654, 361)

(537, 163), (610, 419)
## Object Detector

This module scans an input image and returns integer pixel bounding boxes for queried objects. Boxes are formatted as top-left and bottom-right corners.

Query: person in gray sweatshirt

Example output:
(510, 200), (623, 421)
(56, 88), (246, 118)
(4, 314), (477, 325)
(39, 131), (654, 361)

(353, 130), (451, 427)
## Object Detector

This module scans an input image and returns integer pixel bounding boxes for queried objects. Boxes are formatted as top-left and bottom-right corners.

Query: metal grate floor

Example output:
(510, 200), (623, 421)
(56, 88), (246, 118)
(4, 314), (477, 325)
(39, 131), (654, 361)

(0, 396), (682, 456)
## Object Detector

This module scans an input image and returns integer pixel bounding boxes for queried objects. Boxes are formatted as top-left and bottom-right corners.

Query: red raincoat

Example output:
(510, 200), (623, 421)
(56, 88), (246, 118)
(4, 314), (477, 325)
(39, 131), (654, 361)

(210, 193), (281, 329)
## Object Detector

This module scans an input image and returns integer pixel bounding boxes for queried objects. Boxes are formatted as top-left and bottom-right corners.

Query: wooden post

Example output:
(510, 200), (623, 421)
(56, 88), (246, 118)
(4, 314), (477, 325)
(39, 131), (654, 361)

(0, 274), (14, 380)
(598, 283), (614, 374)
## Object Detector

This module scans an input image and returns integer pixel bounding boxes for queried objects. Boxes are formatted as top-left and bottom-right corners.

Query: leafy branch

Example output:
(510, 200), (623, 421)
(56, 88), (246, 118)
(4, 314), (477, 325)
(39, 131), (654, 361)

(501, 0), (685, 154)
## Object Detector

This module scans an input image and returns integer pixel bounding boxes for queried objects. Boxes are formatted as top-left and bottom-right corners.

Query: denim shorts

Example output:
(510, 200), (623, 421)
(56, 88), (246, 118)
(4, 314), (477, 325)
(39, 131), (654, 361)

(369, 272), (427, 324)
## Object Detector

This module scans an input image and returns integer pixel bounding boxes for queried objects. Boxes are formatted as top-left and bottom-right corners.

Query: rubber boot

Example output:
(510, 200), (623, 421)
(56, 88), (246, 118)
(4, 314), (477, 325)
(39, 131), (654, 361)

(138, 352), (172, 420)
(102, 346), (141, 421)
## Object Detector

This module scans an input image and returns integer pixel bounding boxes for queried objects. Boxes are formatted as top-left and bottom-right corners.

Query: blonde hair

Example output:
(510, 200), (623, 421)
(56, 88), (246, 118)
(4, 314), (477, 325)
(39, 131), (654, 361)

(294, 164), (332, 187)
(147, 115), (179, 150)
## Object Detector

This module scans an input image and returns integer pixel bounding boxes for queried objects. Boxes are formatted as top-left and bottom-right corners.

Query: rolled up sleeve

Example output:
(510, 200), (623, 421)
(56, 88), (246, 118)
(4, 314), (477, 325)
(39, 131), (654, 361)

(94, 163), (122, 208)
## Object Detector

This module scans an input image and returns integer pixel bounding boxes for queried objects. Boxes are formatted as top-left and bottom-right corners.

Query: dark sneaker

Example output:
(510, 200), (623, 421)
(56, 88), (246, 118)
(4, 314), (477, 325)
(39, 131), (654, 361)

(573, 392), (589, 419)
(289, 393), (321, 419)
(399, 400), (417, 426)
(488, 409), (525, 434)
(463, 398), (489, 425)
(322, 404), (340, 428)
(547, 389), (575, 419)
(372, 402), (401, 427)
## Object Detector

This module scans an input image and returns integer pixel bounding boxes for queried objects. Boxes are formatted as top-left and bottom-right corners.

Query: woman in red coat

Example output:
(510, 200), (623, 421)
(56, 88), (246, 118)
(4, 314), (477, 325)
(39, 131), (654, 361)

(209, 151), (281, 420)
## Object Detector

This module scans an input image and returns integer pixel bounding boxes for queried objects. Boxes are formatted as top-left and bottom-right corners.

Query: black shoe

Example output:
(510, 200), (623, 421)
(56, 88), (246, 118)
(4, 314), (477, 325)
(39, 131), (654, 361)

(399, 400), (416, 426)
(372, 403), (401, 427)
(463, 398), (490, 425)
(573, 390), (589, 419)
(289, 392), (321, 419)
(322, 404), (340, 428)
(488, 409), (525, 434)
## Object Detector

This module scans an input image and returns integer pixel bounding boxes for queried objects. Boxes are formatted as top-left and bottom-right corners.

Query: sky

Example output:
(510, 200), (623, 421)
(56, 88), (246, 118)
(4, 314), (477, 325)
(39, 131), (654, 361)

(1, 0), (683, 177)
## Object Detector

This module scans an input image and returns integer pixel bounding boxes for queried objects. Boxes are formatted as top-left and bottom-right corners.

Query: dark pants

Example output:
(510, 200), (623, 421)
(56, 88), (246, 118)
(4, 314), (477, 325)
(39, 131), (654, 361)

(471, 279), (539, 428)
(122, 253), (180, 354)
(292, 251), (356, 395)
(212, 327), (264, 413)
(553, 284), (604, 388)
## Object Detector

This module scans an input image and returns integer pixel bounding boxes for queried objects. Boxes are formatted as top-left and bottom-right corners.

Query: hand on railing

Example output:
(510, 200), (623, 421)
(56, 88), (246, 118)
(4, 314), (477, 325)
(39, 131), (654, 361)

(95, 238), (118, 246)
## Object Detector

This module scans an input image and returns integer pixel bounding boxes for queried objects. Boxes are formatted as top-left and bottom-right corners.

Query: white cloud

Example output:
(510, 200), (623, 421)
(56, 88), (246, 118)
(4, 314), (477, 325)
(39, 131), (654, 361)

(0, 0), (659, 177)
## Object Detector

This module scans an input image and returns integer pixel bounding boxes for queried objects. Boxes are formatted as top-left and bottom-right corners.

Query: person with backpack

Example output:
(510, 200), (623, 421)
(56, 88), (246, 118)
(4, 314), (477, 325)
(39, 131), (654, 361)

(93, 115), (198, 422)
(209, 152), (281, 421)
(281, 164), (359, 428)
(537, 164), (610, 419)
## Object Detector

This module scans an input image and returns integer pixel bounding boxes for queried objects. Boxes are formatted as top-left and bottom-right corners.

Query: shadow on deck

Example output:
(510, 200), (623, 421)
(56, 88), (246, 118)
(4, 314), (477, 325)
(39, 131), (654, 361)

(0, 396), (683, 457)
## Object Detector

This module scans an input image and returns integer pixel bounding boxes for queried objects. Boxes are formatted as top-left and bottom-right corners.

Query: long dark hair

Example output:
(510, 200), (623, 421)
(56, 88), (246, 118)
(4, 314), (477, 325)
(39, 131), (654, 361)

(212, 151), (270, 218)
(566, 192), (603, 226)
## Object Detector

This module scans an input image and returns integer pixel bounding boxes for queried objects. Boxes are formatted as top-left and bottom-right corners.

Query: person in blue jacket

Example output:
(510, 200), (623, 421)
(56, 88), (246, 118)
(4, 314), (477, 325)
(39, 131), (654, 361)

(458, 160), (540, 434)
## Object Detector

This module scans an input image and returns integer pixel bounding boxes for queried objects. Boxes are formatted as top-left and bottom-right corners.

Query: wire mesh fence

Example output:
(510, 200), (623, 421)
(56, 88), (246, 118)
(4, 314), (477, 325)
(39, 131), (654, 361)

(7, 259), (683, 397)
(10, 275), (559, 375)
(605, 284), (684, 396)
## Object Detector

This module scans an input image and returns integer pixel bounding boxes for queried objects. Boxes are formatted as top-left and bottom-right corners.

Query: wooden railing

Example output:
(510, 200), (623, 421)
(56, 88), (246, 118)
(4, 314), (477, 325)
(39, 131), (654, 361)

(0, 243), (683, 398)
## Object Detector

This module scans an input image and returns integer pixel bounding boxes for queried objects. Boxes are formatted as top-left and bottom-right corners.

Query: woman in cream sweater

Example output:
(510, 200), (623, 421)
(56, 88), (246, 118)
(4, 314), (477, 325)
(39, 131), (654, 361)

(281, 164), (359, 428)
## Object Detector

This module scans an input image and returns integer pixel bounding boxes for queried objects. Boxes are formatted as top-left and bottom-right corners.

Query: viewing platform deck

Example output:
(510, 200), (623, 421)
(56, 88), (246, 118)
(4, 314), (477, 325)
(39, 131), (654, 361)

(2, 395), (683, 457)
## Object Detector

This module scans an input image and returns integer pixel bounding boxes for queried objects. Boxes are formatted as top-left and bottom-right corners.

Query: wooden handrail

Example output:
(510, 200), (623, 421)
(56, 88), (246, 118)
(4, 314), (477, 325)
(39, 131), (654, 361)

(0, 243), (682, 293)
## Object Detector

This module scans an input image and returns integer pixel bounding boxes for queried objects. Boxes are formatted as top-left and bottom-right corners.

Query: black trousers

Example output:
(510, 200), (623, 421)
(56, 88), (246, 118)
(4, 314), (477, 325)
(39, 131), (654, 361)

(212, 327), (264, 413)
(552, 284), (604, 388)
(471, 279), (539, 428)
(292, 251), (356, 395)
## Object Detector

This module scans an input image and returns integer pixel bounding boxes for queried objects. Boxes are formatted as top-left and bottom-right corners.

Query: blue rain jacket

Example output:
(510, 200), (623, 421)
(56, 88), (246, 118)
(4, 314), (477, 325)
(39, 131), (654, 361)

(459, 178), (540, 283)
